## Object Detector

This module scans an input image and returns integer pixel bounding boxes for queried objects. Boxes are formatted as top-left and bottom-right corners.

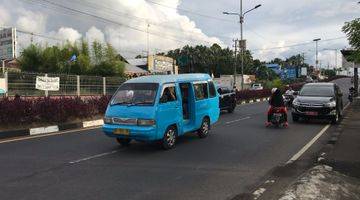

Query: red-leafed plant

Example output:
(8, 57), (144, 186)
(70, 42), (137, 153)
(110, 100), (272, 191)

(0, 96), (111, 127)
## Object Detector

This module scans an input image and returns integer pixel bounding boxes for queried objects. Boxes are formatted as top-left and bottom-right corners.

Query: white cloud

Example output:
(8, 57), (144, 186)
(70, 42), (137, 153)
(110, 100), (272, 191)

(86, 26), (106, 43)
(0, 6), (10, 27)
(16, 9), (47, 33)
(54, 27), (82, 43)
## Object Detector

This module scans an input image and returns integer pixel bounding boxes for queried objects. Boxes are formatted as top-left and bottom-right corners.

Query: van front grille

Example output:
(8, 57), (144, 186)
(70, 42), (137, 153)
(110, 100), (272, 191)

(112, 118), (137, 125)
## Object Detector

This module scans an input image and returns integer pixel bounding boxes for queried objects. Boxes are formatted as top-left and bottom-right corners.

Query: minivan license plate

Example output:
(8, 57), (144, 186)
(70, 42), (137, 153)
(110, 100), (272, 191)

(113, 129), (129, 135)
(305, 111), (318, 116)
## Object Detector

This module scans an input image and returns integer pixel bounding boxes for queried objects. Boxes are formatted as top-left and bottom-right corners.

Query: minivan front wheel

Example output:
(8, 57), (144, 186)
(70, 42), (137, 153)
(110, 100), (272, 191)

(198, 118), (210, 138)
(162, 126), (177, 150)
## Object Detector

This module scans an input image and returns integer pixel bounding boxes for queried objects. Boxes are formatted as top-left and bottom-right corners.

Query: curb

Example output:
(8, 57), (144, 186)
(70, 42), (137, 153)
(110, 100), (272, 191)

(0, 119), (104, 140)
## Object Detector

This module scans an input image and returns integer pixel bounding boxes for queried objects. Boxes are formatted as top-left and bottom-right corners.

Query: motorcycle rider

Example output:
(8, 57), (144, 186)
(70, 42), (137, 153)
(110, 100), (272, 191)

(266, 88), (288, 126)
(285, 86), (294, 95)
(349, 86), (356, 102)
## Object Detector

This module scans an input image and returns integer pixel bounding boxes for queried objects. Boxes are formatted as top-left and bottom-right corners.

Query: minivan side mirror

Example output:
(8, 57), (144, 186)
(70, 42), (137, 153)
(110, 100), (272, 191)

(217, 88), (222, 94)
(293, 91), (299, 95)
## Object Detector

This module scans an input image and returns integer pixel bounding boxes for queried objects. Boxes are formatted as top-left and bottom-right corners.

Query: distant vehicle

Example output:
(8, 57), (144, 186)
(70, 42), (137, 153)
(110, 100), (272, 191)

(305, 76), (314, 83)
(102, 74), (220, 150)
(217, 86), (237, 113)
(292, 83), (343, 124)
(250, 83), (263, 90)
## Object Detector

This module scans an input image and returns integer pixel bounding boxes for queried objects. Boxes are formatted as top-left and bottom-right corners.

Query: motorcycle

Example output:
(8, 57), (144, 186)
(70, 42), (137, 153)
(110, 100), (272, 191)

(283, 94), (295, 107)
(266, 106), (288, 128)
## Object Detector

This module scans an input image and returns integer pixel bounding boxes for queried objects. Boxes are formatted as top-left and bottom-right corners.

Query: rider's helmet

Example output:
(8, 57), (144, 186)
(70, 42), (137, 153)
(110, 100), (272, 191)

(271, 88), (278, 94)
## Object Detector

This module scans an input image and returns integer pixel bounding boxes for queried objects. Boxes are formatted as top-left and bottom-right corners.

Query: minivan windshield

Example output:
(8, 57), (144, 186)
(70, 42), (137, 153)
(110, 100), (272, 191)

(111, 83), (159, 106)
(299, 85), (334, 97)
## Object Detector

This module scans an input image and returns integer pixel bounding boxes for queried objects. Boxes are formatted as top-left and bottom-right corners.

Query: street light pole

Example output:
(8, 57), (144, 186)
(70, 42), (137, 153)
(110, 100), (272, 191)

(313, 38), (321, 69)
(240, 0), (244, 90)
(223, 3), (261, 90)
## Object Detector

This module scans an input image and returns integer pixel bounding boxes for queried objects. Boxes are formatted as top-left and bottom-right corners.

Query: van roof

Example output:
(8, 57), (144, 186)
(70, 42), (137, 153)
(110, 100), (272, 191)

(304, 82), (335, 87)
(126, 74), (212, 84)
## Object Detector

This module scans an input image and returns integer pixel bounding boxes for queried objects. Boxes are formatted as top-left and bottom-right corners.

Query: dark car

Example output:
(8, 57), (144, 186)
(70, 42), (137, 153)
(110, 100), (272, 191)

(291, 83), (343, 124)
(217, 86), (237, 113)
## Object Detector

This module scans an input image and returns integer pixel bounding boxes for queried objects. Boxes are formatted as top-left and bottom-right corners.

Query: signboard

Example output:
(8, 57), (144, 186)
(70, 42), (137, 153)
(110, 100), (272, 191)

(214, 77), (233, 88)
(154, 59), (173, 72)
(301, 67), (307, 76)
(0, 28), (16, 60)
(239, 40), (246, 50)
(0, 78), (7, 94)
(35, 76), (60, 91)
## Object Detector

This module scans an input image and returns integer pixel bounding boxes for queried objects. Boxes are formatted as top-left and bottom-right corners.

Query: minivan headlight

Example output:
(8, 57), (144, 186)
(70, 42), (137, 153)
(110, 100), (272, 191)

(103, 117), (113, 124)
(137, 119), (156, 126)
(324, 101), (336, 107)
(292, 99), (300, 106)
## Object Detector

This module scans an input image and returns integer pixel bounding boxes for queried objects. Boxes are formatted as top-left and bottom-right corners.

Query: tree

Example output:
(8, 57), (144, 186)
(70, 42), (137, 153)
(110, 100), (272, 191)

(343, 18), (360, 62)
(18, 40), (125, 77)
(18, 44), (43, 72)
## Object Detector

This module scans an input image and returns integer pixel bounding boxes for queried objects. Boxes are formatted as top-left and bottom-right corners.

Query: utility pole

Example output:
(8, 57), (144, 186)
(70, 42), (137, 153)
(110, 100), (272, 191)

(313, 38), (321, 69)
(146, 23), (150, 58)
(240, 0), (244, 90)
(1, 60), (5, 74)
(233, 39), (238, 88)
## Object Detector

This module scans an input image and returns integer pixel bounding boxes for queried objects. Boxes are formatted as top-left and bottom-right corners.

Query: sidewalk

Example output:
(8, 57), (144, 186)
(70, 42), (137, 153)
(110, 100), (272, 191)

(324, 98), (360, 178)
(277, 99), (360, 200)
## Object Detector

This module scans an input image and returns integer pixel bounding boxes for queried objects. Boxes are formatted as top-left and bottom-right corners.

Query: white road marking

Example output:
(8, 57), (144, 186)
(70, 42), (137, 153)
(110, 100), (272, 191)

(69, 150), (118, 164)
(286, 124), (331, 164)
(30, 125), (59, 135)
(225, 116), (251, 125)
(0, 126), (102, 144)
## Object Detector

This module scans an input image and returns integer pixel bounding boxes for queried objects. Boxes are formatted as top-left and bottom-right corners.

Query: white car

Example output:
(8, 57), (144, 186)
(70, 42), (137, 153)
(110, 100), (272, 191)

(250, 83), (263, 90)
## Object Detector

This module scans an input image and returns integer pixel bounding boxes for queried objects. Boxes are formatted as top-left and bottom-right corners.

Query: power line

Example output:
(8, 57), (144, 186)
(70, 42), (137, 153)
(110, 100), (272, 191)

(2, 25), (142, 57)
(145, 0), (234, 23)
(250, 36), (346, 52)
(71, 0), (233, 41)
(22, 0), (220, 45)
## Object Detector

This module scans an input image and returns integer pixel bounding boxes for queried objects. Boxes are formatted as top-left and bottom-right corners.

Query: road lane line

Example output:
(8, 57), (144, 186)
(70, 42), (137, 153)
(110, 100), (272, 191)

(225, 116), (251, 125)
(286, 124), (331, 164)
(69, 150), (118, 164)
(0, 126), (101, 144)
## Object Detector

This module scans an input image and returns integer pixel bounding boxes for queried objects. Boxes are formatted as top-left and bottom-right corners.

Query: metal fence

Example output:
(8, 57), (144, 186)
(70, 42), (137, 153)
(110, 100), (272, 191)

(4, 71), (126, 97)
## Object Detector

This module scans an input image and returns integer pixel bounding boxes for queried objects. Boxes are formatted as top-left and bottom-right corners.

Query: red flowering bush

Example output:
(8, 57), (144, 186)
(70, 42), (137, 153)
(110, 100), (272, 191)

(0, 96), (111, 126)
(236, 89), (271, 101)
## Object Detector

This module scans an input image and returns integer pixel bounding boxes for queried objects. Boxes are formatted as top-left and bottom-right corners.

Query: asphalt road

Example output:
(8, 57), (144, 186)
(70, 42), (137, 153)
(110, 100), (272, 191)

(0, 78), (351, 200)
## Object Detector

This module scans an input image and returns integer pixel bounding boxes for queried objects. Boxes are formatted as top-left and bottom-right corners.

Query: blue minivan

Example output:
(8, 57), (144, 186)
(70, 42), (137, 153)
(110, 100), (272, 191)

(102, 74), (220, 149)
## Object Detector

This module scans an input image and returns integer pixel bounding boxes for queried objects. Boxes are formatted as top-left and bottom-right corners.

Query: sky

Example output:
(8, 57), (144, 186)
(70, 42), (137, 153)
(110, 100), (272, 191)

(0, 0), (359, 67)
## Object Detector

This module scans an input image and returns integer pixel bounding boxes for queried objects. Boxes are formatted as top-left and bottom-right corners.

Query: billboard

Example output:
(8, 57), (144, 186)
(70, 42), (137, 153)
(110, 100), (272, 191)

(0, 28), (16, 60)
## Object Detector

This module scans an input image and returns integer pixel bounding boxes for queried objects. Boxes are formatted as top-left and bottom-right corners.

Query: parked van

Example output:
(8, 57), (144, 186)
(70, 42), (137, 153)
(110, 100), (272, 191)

(102, 74), (220, 149)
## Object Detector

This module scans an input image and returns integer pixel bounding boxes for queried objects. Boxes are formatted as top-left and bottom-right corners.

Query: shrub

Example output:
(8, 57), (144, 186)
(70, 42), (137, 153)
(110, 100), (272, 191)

(0, 96), (111, 127)
(236, 89), (271, 101)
